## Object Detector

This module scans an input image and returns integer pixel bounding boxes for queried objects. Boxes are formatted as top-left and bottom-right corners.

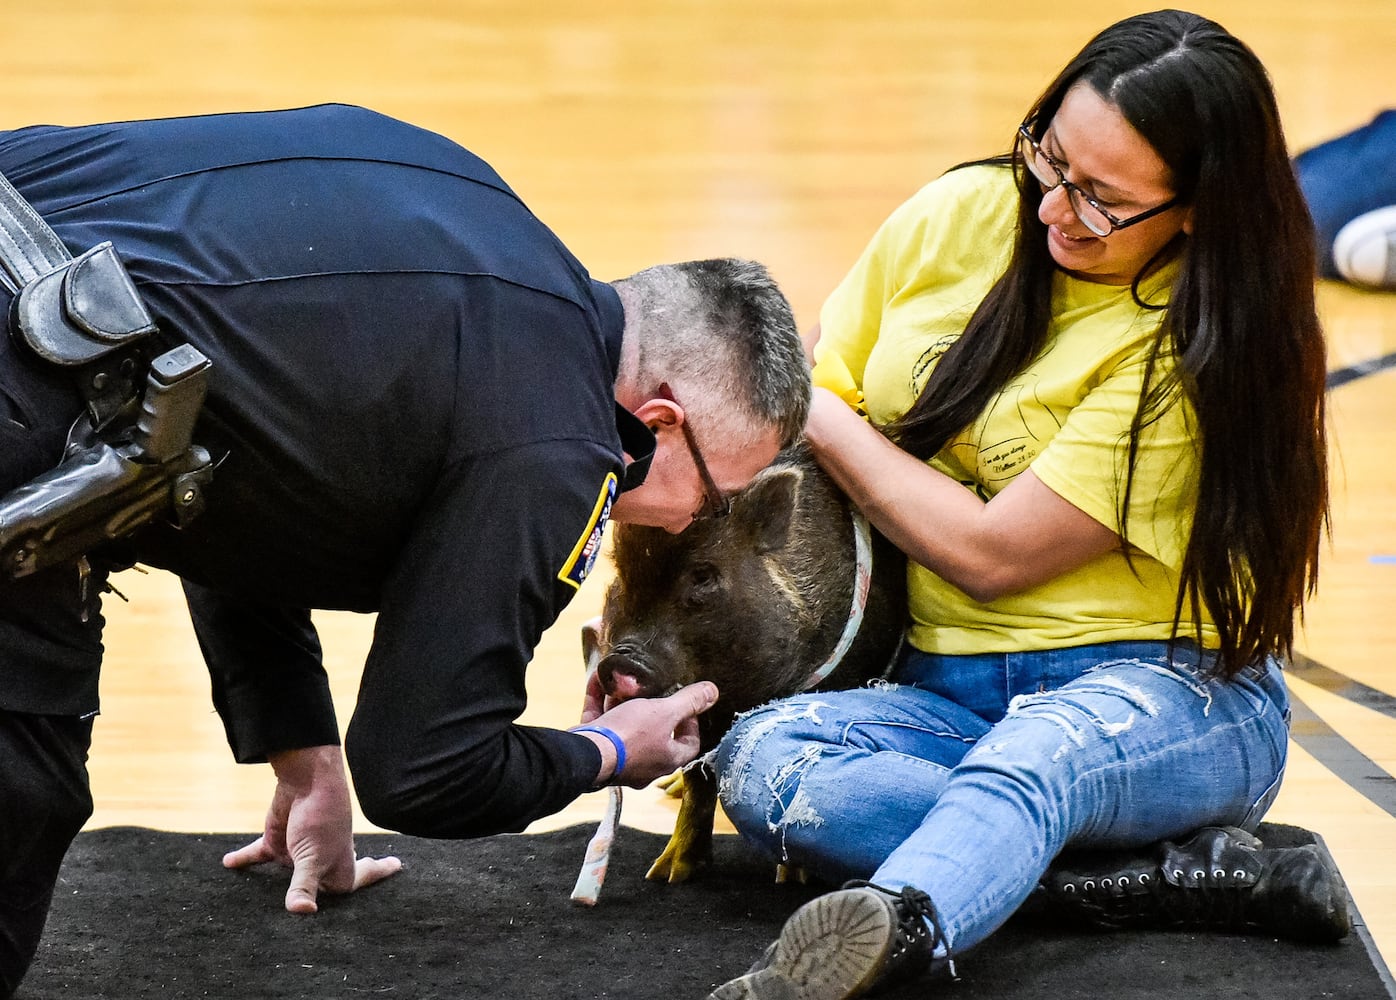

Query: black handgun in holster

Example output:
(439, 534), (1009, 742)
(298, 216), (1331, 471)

(0, 168), (214, 581)
(0, 344), (214, 579)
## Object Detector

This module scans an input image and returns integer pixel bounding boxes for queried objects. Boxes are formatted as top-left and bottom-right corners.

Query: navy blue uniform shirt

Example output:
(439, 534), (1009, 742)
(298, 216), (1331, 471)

(0, 104), (648, 836)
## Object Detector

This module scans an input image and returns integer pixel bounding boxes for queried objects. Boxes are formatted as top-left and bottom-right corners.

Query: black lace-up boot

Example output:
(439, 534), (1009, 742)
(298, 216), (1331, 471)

(1040, 826), (1351, 943)
(706, 881), (949, 1000)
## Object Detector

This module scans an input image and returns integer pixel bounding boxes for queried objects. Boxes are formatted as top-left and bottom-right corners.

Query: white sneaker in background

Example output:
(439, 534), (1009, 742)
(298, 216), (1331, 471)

(1333, 205), (1396, 289)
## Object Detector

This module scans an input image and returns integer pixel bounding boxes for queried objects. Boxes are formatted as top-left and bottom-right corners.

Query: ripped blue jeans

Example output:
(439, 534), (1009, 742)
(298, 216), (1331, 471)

(713, 640), (1290, 955)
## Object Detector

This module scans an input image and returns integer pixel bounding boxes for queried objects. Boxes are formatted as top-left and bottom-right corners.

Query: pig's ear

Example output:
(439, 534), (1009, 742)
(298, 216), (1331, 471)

(740, 465), (802, 553)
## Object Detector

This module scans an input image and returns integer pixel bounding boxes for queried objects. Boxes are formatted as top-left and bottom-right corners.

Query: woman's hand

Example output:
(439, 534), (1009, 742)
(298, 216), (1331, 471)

(804, 387), (1119, 601)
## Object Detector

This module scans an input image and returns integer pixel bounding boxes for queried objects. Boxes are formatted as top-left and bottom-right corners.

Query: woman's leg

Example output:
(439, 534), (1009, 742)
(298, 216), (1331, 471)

(715, 644), (1289, 955)
(710, 649), (1293, 999)
(873, 653), (1290, 953)
(714, 684), (993, 884)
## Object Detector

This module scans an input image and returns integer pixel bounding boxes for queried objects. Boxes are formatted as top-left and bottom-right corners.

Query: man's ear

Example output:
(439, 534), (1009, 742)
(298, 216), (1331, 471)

(630, 396), (683, 432)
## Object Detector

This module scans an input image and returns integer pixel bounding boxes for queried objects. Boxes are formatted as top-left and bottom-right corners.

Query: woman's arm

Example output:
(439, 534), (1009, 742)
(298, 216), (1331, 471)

(804, 387), (1120, 602)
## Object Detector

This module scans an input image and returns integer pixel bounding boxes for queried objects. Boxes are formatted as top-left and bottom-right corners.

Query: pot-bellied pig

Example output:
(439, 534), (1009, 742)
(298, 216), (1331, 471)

(583, 443), (906, 883)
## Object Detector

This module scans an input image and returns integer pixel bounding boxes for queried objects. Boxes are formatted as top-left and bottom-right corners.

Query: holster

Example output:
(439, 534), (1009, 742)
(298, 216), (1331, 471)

(0, 167), (214, 580)
(11, 241), (159, 429)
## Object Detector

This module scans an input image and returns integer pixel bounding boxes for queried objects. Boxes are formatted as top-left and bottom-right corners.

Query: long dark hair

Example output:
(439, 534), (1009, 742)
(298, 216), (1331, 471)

(886, 10), (1328, 677)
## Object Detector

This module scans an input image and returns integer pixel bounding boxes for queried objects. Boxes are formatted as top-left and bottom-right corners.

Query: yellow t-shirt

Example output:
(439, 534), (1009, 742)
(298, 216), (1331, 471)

(817, 164), (1214, 654)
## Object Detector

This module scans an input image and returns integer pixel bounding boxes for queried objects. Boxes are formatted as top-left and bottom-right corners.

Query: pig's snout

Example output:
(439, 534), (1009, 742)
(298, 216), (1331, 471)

(596, 644), (667, 703)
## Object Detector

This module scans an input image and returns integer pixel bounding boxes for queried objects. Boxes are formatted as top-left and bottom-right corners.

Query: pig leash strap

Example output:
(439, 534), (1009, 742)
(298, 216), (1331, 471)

(801, 508), (874, 691)
(570, 784), (622, 907)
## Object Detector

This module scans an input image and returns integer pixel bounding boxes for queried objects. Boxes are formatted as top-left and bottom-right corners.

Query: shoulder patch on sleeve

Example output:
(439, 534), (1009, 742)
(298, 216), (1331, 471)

(558, 472), (618, 590)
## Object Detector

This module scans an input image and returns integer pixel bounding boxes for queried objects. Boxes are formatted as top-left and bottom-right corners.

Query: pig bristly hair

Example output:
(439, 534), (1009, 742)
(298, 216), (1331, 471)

(600, 446), (887, 739)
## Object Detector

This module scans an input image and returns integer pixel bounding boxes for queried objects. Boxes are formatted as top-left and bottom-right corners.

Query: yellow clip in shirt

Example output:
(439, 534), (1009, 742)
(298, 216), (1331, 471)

(811, 340), (867, 418)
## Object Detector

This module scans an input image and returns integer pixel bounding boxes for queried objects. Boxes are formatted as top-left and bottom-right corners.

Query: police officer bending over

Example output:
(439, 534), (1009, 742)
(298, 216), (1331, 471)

(0, 103), (810, 997)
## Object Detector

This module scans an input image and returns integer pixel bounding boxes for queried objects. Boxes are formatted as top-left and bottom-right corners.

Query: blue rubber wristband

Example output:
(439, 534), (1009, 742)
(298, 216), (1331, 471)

(571, 725), (627, 784)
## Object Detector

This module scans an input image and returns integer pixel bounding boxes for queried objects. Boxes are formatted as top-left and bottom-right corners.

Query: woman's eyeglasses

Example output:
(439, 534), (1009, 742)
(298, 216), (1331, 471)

(1016, 124), (1178, 237)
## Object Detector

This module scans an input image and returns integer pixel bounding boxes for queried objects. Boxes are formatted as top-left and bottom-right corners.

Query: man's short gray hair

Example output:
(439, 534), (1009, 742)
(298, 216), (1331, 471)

(612, 258), (810, 449)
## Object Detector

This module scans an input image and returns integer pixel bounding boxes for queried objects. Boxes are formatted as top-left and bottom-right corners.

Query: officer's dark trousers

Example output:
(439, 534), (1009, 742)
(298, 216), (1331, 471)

(2, 316), (103, 998)
(0, 711), (93, 998)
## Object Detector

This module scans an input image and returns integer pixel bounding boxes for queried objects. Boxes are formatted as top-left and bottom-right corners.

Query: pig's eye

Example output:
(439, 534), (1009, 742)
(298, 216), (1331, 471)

(683, 562), (723, 606)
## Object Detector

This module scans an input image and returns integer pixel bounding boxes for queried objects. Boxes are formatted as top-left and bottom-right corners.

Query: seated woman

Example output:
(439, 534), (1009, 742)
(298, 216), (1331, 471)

(708, 10), (1342, 1000)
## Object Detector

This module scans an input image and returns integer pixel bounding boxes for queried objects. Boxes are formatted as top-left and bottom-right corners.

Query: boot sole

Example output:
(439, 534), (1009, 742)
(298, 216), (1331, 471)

(707, 888), (897, 1000)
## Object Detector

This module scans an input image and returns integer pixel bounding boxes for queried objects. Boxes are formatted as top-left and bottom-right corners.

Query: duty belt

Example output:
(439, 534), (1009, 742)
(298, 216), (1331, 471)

(0, 167), (214, 579)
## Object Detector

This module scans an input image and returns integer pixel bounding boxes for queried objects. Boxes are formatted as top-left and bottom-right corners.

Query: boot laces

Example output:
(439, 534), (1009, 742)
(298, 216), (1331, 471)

(844, 880), (957, 980)
(1058, 864), (1255, 930)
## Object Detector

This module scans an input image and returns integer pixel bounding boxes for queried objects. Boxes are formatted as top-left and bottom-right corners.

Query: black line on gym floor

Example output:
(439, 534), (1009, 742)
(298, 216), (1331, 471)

(1287, 654), (1396, 818)
(1327, 351), (1396, 389)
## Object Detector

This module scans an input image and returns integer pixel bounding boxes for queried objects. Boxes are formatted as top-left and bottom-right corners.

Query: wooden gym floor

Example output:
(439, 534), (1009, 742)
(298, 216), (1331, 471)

(5, 0), (1395, 979)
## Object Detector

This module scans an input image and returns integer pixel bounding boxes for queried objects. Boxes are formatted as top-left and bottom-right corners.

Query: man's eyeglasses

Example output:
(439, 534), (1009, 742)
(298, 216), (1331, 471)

(657, 382), (731, 520)
(1016, 124), (1178, 237)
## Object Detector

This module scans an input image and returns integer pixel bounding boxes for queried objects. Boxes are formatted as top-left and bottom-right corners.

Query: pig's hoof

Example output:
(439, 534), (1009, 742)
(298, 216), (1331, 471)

(656, 770), (685, 799)
(644, 853), (690, 883)
(645, 846), (708, 883)
(775, 862), (811, 885)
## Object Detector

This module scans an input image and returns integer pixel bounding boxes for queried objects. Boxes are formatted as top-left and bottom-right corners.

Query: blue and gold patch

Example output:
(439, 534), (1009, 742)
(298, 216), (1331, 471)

(558, 472), (618, 589)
